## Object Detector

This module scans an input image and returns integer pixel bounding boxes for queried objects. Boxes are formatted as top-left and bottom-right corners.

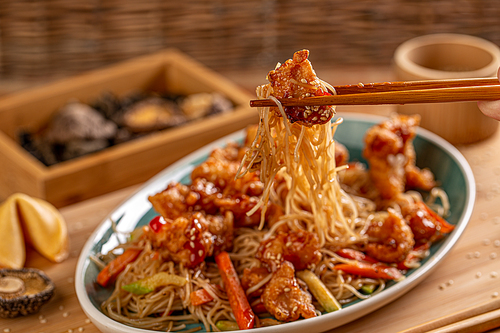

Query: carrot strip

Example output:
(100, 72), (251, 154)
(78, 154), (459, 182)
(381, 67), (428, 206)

(420, 202), (455, 234)
(215, 251), (255, 330)
(335, 248), (379, 264)
(190, 288), (214, 306)
(97, 248), (142, 287)
(334, 261), (405, 281)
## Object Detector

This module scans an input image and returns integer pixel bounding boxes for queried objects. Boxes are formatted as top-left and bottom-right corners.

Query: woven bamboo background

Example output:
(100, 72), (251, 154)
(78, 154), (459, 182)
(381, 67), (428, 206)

(1, 0), (500, 80)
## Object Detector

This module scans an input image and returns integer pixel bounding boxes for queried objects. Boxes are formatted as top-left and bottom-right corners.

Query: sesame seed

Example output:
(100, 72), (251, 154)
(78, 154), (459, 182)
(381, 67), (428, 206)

(198, 250), (203, 257)
(476, 272), (482, 278)
(59, 305), (65, 310)
(474, 251), (481, 258)
(190, 242), (195, 248)
(4, 329), (11, 333)
(40, 318), (47, 323)
(483, 239), (491, 246)
(63, 312), (70, 317)
(491, 272), (498, 278)
(285, 241), (292, 247)
(292, 306), (298, 312)
(284, 288), (291, 292)
(490, 252), (497, 259)
(301, 79), (307, 83)
(190, 228), (196, 235)
(494, 240), (500, 247)
(191, 236), (196, 241)
(78, 328), (85, 332)
(265, 242), (272, 248)
(85, 319), (91, 324)
(277, 253), (282, 260)
(493, 292), (499, 298)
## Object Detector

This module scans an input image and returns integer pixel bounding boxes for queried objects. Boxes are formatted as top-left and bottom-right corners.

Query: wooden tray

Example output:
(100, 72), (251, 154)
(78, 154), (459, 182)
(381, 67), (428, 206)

(0, 49), (258, 207)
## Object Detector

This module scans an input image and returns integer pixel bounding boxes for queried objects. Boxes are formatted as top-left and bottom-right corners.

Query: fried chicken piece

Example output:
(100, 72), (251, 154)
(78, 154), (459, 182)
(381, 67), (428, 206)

(396, 197), (454, 243)
(363, 114), (436, 200)
(335, 141), (349, 167)
(256, 230), (322, 271)
(191, 142), (263, 197)
(148, 182), (196, 220)
(405, 165), (437, 191)
(142, 211), (233, 268)
(266, 49), (335, 127)
(240, 266), (271, 298)
(261, 261), (316, 322)
(149, 137), (278, 228)
(364, 209), (415, 263)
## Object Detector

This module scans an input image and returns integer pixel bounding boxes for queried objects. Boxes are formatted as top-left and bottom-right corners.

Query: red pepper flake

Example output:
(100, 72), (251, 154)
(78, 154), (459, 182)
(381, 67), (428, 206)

(149, 216), (166, 233)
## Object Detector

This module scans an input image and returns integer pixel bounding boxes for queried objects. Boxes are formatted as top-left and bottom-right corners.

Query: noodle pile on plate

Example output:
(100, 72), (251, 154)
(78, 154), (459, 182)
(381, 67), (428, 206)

(93, 49), (455, 331)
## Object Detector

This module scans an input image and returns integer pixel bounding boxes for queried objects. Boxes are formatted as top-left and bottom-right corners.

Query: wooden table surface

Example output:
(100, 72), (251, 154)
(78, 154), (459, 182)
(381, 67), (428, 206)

(2, 66), (500, 333)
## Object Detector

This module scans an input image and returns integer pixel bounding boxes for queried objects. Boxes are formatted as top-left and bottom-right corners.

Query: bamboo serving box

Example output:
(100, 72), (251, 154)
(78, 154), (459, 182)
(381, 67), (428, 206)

(0, 49), (258, 207)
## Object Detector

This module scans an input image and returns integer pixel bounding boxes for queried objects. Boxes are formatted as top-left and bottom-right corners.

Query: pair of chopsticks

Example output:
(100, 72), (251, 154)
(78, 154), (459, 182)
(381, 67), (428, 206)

(249, 77), (500, 107)
(398, 298), (500, 333)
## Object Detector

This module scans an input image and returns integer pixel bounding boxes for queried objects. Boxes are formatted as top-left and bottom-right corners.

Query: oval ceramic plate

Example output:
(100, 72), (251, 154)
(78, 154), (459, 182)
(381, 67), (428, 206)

(75, 113), (475, 333)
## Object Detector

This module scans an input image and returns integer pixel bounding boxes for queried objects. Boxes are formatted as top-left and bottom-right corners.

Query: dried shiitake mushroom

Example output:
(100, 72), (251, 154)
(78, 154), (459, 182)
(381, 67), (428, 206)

(122, 97), (187, 132)
(0, 268), (55, 318)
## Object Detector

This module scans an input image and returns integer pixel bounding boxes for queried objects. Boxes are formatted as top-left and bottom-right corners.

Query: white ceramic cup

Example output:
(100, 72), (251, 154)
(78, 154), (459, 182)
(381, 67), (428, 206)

(393, 33), (500, 144)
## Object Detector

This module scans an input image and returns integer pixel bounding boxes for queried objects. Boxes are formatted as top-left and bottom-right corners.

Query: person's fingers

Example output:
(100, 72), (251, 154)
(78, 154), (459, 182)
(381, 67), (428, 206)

(478, 100), (500, 121)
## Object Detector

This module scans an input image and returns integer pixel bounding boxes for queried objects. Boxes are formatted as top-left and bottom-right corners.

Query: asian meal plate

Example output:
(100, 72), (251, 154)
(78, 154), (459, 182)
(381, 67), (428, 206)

(75, 112), (475, 333)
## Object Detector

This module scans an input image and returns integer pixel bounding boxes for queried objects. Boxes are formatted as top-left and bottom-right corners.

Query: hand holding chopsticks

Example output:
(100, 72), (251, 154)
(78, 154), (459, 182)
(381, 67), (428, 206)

(249, 77), (500, 107)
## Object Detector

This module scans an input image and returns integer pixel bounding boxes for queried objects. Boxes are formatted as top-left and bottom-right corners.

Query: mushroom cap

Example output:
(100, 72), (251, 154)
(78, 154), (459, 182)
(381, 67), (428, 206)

(45, 102), (117, 143)
(0, 268), (55, 318)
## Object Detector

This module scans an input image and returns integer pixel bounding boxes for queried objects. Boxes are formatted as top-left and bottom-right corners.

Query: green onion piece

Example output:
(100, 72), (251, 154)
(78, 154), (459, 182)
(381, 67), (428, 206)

(361, 284), (376, 295)
(216, 320), (240, 331)
(122, 272), (187, 295)
(296, 270), (341, 312)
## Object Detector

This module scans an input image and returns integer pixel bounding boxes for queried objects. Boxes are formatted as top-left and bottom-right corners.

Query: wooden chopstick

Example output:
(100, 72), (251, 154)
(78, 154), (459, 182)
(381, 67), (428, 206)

(398, 298), (500, 333)
(333, 77), (499, 94)
(249, 77), (500, 107)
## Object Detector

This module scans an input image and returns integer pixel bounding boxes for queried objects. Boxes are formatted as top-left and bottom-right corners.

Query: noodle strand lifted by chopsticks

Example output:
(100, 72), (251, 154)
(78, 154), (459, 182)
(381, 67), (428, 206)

(238, 80), (365, 248)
